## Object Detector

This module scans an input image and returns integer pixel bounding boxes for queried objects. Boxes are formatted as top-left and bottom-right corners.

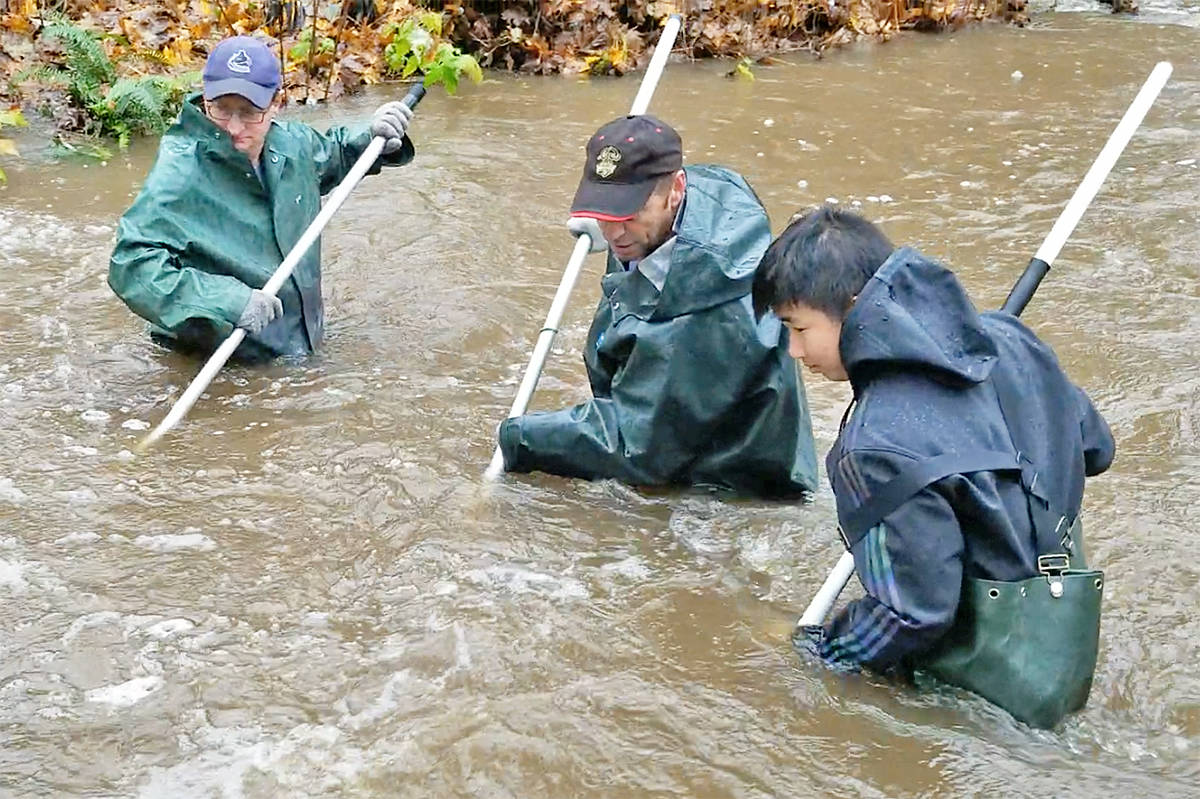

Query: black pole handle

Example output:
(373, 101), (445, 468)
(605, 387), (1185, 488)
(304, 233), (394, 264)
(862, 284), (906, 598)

(1000, 257), (1050, 317)
(401, 83), (427, 110)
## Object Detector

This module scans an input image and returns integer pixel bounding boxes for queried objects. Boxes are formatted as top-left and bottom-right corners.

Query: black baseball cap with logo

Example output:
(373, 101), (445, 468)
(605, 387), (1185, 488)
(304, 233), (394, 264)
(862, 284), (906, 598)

(570, 115), (683, 221)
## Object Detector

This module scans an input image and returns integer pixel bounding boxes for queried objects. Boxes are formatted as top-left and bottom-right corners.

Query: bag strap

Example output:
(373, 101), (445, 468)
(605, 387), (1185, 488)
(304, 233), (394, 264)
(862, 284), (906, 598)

(839, 450), (1021, 549)
(838, 369), (1072, 557)
(988, 361), (1076, 559)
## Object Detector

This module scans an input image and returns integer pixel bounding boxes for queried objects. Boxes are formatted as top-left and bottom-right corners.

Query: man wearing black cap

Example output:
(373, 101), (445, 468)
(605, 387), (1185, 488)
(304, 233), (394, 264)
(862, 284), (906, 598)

(109, 35), (415, 361)
(496, 115), (818, 497)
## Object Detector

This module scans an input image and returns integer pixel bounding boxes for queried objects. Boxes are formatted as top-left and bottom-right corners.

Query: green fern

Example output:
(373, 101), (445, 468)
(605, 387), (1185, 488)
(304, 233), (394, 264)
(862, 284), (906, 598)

(21, 17), (197, 148)
(40, 16), (117, 99)
(146, 72), (199, 101)
(11, 63), (69, 89)
(108, 79), (166, 126)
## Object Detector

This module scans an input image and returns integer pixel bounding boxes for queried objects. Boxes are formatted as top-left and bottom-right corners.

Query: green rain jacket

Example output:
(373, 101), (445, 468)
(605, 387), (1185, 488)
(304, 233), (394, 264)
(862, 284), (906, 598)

(498, 165), (818, 497)
(109, 93), (414, 361)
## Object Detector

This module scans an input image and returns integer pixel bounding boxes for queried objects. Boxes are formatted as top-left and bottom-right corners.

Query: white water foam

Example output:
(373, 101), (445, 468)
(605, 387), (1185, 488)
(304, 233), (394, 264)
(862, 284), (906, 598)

(85, 675), (163, 707)
(54, 531), (102, 546)
(464, 564), (588, 600)
(141, 618), (196, 640)
(138, 721), (380, 798)
(0, 476), (29, 504)
(0, 558), (29, 592)
(55, 486), (100, 505)
(599, 555), (652, 581)
(61, 611), (123, 644)
(131, 532), (216, 553)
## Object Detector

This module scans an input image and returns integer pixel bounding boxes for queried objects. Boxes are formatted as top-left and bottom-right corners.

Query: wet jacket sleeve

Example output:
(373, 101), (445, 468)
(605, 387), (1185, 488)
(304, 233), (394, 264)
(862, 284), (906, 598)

(296, 124), (414, 195)
(109, 190), (252, 333)
(497, 312), (763, 486)
(818, 451), (964, 673)
(1074, 385), (1115, 476)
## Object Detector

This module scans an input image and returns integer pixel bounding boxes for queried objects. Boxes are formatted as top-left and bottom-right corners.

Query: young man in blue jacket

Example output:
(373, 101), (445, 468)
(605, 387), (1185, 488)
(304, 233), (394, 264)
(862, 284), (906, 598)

(752, 206), (1114, 672)
(496, 115), (818, 498)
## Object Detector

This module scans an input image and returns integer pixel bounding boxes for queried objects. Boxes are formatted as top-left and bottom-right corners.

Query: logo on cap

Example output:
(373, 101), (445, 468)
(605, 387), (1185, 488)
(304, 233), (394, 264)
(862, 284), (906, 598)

(595, 145), (621, 179)
(227, 49), (253, 74)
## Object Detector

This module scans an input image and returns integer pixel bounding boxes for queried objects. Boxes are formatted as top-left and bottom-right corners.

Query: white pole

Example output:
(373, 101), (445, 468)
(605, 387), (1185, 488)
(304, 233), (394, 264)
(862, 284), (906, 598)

(629, 14), (683, 117)
(1034, 61), (1173, 266)
(141, 86), (426, 449)
(484, 234), (592, 478)
(484, 14), (683, 480)
(797, 61), (1173, 628)
(798, 551), (855, 628)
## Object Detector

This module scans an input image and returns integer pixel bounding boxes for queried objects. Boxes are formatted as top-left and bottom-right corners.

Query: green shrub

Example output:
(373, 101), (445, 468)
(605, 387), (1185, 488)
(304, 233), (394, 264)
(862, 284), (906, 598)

(383, 12), (481, 95)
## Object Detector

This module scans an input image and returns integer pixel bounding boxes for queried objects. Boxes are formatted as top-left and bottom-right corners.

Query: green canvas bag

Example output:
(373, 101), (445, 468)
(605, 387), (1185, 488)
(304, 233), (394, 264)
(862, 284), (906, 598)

(836, 369), (1102, 729)
(921, 541), (1103, 728)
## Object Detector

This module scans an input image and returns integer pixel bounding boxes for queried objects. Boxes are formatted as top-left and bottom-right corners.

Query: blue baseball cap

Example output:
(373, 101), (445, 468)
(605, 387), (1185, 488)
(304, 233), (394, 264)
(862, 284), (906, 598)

(202, 36), (281, 109)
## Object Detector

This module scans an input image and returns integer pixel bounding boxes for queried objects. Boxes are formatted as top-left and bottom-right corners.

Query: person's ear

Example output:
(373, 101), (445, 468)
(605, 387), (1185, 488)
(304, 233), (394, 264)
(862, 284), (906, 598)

(668, 169), (686, 207)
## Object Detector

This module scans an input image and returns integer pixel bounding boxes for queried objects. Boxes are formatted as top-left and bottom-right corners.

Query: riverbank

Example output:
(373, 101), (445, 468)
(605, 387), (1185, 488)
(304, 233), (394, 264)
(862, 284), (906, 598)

(0, 0), (1031, 139)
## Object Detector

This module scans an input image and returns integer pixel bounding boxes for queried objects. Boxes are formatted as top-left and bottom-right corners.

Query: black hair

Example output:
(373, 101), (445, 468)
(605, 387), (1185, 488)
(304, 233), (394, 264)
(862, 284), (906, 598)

(752, 205), (894, 320)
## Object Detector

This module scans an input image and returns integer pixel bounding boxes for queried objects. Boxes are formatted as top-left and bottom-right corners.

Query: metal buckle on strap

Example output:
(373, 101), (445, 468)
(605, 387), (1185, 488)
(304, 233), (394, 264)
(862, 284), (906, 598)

(1038, 553), (1070, 599)
(1038, 553), (1070, 576)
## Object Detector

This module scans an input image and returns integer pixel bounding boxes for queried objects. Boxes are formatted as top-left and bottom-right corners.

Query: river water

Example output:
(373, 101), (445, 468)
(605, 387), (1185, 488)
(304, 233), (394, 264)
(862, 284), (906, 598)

(1, 9), (1197, 798)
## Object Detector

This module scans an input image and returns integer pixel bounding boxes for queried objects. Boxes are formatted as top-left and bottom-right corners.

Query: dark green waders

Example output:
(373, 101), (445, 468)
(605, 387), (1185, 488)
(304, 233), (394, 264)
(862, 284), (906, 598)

(836, 368), (1103, 729)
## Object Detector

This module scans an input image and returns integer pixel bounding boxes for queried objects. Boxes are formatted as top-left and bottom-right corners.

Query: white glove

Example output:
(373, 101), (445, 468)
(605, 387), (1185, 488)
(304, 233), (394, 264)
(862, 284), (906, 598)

(567, 216), (609, 253)
(236, 289), (283, 335)
(370, 101), (413, 155)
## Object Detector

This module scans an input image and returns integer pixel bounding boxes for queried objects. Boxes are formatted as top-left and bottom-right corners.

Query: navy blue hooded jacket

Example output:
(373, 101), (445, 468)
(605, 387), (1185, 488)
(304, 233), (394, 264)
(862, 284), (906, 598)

(815, 248), (1114, 671)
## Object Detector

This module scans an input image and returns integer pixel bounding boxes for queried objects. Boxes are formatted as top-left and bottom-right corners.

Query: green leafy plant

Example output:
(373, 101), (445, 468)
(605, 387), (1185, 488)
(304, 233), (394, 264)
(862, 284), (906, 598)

(288, 27), (335, 63)
(52, 135), (114, 162)
(729, 56), (755, 81)
(0, 108), (27, 184)
(19, 16), (197, 148)
(382, 12), (482, 94)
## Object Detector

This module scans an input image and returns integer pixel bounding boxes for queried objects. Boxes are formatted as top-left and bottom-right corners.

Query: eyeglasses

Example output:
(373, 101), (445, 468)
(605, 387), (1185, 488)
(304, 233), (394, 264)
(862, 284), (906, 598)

(204, 102), (269, 124)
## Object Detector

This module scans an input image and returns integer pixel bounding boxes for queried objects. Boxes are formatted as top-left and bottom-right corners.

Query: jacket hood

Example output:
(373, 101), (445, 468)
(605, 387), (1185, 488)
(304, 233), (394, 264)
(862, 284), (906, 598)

(603, 165), (771, 320)
(661, 164), (771, 317)
(173, 93), (303, 164)
(841, 247), (998, 390)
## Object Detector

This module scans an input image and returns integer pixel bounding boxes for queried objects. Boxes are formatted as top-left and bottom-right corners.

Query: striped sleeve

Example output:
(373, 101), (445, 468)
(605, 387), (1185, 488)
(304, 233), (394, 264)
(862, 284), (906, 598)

(817, 485), (965, 672)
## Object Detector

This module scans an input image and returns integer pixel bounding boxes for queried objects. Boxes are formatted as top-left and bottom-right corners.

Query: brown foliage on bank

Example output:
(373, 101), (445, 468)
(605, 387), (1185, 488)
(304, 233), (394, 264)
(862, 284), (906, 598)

(455, 0), (1028, 75)
(0, 0), (1028, 118)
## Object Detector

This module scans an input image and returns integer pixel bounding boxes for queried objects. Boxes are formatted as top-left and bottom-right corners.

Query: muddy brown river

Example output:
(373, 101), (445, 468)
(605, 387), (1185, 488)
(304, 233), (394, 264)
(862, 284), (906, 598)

(1, 8), (1198, 797)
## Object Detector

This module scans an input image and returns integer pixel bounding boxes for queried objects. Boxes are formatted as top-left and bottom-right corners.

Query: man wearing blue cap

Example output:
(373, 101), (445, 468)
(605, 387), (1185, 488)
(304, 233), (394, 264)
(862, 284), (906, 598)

(109, 36), (416, 361)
